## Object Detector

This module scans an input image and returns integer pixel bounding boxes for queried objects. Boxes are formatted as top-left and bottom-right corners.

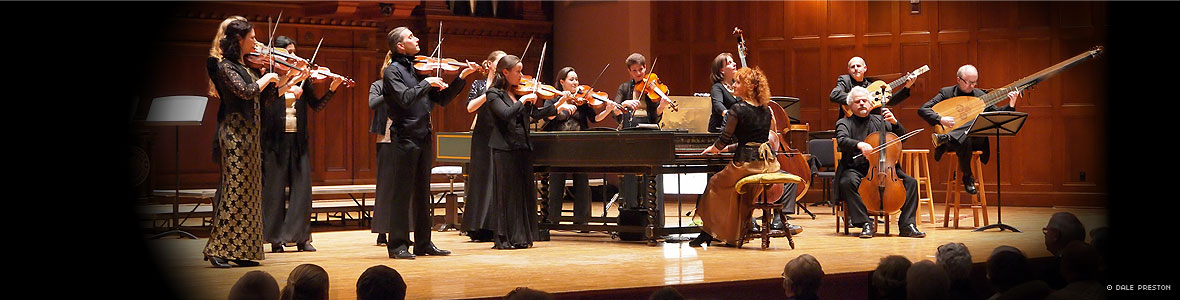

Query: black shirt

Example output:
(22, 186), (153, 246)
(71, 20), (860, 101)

(541, 95), (596, 131)
(615, 79), (662, 125)
(708, 82), (741, 133)
(485, 87), (557, 151)
(712, 101), (772, 162)
(829, 74), (912, 119)
(382, 54), (468, 141)
(835, 113), (907, 171)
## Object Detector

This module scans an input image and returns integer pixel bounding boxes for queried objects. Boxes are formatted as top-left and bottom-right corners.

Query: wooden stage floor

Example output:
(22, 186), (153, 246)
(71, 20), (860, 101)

(146, 203), (1107, 299)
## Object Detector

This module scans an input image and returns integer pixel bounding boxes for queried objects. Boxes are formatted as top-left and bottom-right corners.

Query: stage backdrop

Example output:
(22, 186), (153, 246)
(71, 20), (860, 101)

(141, 1), (1106, 208)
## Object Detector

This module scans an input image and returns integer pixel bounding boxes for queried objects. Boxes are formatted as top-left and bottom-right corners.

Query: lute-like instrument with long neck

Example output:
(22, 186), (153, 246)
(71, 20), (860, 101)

(931, 46), (1103, 135)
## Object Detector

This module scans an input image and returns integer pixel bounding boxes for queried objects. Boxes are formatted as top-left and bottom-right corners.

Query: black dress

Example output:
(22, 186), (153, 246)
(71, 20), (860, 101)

(708, 81), (740, 133)
(485, 87), (556, 249)
(540, 96), (595, 226)
(462, 79), (496, 241)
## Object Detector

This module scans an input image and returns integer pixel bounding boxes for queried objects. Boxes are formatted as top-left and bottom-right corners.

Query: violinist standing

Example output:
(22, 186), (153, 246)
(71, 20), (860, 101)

(485, 55), (557, 249)
(367, 78), (390, 246)
(462, 50), (507, 242)
(543, 67), (622, 230)
(612, 53), (672, 212)
(203, 18), (290, 268)
(835, 86), (925, 239)
(259, 36), (345, 253)
(378, 27), (480, 259)
(614, 53), (674, 128)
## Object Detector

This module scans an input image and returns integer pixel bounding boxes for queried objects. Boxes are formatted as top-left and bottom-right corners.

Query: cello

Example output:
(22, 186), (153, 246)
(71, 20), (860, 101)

(855, 127), (925, 224)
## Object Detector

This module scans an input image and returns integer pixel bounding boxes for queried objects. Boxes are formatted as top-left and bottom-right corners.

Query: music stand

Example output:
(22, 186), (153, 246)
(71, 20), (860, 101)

(965, 111), (1028, 233)
(146, 96), (208, 239)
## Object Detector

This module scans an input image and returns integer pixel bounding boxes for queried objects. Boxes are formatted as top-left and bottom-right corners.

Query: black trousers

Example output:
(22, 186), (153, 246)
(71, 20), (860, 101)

(775, 183), (798, 214)
(261, 133), (312, 244)
(945, 121), (988, 178)
(382, 135), (435, 249)
(548, 173), (591, 224)
(836, 166), (919, 227)
(371, 142), (394, 233)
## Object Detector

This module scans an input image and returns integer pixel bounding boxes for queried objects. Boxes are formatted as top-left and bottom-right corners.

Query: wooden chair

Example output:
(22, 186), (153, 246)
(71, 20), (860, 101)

(943, 151), (990, 229)
(431, 166), (463, 231)
(735, 172), (803, 250)
(901, 149), (936, 224)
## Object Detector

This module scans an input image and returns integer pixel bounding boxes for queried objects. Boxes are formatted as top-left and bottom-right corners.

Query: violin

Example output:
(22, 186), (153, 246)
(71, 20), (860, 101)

(633, 73), (679, 112)
(413, 55), (481, 75)
(246, 42), (355, 87)
(513, 75), (561, 103)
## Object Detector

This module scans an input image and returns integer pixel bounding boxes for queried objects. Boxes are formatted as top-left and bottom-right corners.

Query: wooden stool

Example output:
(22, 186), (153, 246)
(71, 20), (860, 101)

(901, 149), (936, 224)
(735, 172), (802, 250)
(943, 151), (990, 229)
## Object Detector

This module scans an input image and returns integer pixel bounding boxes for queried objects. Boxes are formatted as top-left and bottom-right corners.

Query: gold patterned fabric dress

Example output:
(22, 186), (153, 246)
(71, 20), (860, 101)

(203, 56), (270, 262)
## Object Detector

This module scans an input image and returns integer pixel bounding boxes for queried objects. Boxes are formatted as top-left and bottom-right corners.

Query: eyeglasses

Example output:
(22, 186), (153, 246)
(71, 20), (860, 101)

(958, 77), (978, 86)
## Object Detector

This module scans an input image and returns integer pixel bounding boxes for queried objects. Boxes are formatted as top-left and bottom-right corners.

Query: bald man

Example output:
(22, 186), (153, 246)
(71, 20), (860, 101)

(917, 64), (1019, 194)
(829, 56), (916, 119)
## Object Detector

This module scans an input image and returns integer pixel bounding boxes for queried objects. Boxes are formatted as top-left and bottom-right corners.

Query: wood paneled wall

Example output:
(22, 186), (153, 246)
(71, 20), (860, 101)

(650, 1), (1108, 207)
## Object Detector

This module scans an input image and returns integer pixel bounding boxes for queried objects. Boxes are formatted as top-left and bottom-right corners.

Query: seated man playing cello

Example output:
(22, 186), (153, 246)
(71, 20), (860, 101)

(835, 86), (925, 239)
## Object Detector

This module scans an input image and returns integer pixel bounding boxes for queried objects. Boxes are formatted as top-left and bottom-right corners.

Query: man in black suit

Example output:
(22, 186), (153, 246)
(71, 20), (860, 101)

(829, 56), (915, 119)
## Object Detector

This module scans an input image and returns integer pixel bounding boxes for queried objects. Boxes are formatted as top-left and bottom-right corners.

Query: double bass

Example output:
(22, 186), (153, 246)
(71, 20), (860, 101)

(735, 26), (810, 204)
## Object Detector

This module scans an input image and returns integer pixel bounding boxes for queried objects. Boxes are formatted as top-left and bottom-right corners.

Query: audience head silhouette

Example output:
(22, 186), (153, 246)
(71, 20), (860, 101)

(280, 264), (329, 300)
(356, 265), (407, 300)
(229, 270), (279, 300)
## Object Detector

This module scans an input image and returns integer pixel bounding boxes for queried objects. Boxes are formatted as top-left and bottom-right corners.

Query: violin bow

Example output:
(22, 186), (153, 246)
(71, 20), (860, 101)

(851, 129), (925, 160)
(436, 21), (443, 78)
(267, 10), (284, 76)
(520, 35), (534, 60)
(531, 42), (548, 100)
(307, 37), (324, 67)
(588, 63), (610, 88)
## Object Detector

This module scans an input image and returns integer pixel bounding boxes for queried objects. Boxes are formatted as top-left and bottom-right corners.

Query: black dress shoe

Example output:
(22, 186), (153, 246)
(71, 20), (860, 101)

(413, 242), (451, 256)
(230, 259), (260, 267)
(749, 216), (762, 233)
(297, 242), (316, 252)
(963, 176), (978, 195)
(689, 232), (714, 247)
(899, 224), (926, 238)
(376, 234), (387, 245)
(932, 133), (950, 147)
(786, 224), (803, 235)
(933, 144), (946, 162)
(770, 210), (786, 231)
(207, 256), (231, 268)
(859, 223), (875, 239)
(388, 244), (416, 259)
(271, 243), (284, 253)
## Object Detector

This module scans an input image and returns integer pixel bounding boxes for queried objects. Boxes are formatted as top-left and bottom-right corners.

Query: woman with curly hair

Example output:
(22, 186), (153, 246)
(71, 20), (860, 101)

(691, 67), (780, 247)
(204, 18), (290, 268)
